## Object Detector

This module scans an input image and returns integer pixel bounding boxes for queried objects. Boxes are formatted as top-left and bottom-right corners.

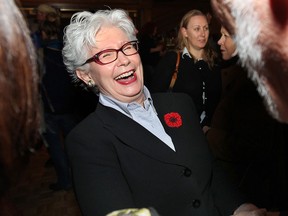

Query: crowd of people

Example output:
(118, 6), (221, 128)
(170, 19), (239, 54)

(0, 0), (287, 215)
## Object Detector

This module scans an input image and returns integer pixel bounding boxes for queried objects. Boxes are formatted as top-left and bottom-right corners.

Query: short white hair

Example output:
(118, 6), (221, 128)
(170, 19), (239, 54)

(62, 9), (137, 85)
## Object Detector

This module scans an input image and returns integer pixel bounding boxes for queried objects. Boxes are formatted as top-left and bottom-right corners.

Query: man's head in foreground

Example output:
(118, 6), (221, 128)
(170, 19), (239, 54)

(211, 0), (288, 122)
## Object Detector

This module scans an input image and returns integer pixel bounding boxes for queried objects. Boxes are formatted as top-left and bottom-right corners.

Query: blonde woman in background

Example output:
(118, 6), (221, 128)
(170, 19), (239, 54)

(151, 9), (222, 133)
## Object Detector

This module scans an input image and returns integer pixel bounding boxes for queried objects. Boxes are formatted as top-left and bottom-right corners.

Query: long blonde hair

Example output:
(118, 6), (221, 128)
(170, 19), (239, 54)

(176, 9), (218, 69)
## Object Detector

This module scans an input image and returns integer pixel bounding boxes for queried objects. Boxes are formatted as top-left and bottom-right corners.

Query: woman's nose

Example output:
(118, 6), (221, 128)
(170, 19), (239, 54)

(218, 36), (224, 45)
(200, 28), (207, 36)
(117, 51), (130, 66)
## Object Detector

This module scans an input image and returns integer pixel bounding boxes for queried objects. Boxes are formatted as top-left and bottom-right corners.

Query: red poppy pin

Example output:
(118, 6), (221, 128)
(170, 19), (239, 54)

(164, 112), (182, 128)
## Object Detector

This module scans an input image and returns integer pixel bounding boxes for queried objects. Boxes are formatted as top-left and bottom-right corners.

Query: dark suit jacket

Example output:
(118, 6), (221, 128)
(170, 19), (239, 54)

(66, 93), (245, 216)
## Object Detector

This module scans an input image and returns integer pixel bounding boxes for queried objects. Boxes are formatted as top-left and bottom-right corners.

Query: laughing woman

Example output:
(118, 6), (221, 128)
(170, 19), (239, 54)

(62, 8), (264, 216)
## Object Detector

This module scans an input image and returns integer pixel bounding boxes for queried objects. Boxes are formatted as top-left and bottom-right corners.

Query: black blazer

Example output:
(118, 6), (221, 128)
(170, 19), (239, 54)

(66, 93), (245, 216)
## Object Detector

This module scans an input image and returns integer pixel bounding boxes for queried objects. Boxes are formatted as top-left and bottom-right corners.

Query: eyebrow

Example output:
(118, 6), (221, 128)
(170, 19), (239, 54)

(192, 24), (208, 27)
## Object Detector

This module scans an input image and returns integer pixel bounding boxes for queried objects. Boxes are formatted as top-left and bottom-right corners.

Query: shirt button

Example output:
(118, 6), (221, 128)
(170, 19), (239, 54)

(192, 199), (201, 208)
(183, 168), (192, 177)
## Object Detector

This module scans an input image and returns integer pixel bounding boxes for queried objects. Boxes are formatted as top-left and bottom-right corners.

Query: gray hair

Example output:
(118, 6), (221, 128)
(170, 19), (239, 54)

(62, 9), (137, 87)
(229, 0), (279, 120)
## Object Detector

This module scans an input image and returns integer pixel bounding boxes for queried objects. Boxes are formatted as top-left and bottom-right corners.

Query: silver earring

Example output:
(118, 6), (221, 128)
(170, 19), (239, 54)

(87, 79), (94, 88)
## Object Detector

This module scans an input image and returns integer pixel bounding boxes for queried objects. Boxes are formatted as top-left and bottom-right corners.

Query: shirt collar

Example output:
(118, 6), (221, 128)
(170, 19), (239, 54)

(99, 86), (155, 116)
(182, 47), (192, 58)
(182, 47), (204, 62)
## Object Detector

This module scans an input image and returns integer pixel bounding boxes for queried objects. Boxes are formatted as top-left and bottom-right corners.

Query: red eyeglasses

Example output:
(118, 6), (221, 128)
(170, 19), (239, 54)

(82, 40), (139, 66)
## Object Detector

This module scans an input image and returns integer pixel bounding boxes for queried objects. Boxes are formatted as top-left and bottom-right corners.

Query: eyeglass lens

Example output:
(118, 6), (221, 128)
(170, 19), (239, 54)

(91, 41), (138, 65)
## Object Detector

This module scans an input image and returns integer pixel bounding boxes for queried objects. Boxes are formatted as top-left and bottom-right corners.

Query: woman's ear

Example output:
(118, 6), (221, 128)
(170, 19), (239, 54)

(180, 27), (188, 38)
(76, 69), (92, 85)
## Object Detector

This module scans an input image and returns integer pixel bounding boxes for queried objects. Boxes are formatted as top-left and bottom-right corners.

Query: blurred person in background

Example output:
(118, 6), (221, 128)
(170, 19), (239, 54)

(138, 21), (165, 88)
(138, 21), (165, 68)
(39, 19), (76, 191)
(31, 4), (60, 51)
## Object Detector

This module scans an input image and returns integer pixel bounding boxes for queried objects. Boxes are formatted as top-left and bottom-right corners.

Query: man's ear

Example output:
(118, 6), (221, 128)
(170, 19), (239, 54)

(76, 69), (92, 85)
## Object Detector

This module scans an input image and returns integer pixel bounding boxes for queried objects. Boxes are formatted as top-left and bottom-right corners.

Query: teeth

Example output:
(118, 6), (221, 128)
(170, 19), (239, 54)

(115, 71), (134, 80)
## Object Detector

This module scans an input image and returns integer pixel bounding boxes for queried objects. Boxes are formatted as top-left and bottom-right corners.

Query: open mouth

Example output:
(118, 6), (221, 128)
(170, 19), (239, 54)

(115, 70), (135, 81)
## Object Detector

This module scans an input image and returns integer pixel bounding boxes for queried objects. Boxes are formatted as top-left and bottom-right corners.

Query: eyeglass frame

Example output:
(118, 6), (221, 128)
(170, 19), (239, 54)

(81, 40), (139, 66)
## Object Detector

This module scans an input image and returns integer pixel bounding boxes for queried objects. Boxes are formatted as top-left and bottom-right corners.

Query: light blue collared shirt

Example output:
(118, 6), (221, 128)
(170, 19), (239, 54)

(99, 86), (175, 151)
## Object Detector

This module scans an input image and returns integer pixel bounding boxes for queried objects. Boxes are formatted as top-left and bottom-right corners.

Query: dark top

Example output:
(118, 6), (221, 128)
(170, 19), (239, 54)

(206, 56), (285, 207)
(139, 34), (162, 67)
(150, 51), (222, 127)
(207, 56), (276, 161)
(66, 93), (246, 216)
(41, 39), (77, 114)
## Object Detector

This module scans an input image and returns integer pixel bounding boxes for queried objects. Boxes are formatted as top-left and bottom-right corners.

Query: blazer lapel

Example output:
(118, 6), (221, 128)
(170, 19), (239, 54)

(96, 103), (181, 165)
(151, 93), (210, 169)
